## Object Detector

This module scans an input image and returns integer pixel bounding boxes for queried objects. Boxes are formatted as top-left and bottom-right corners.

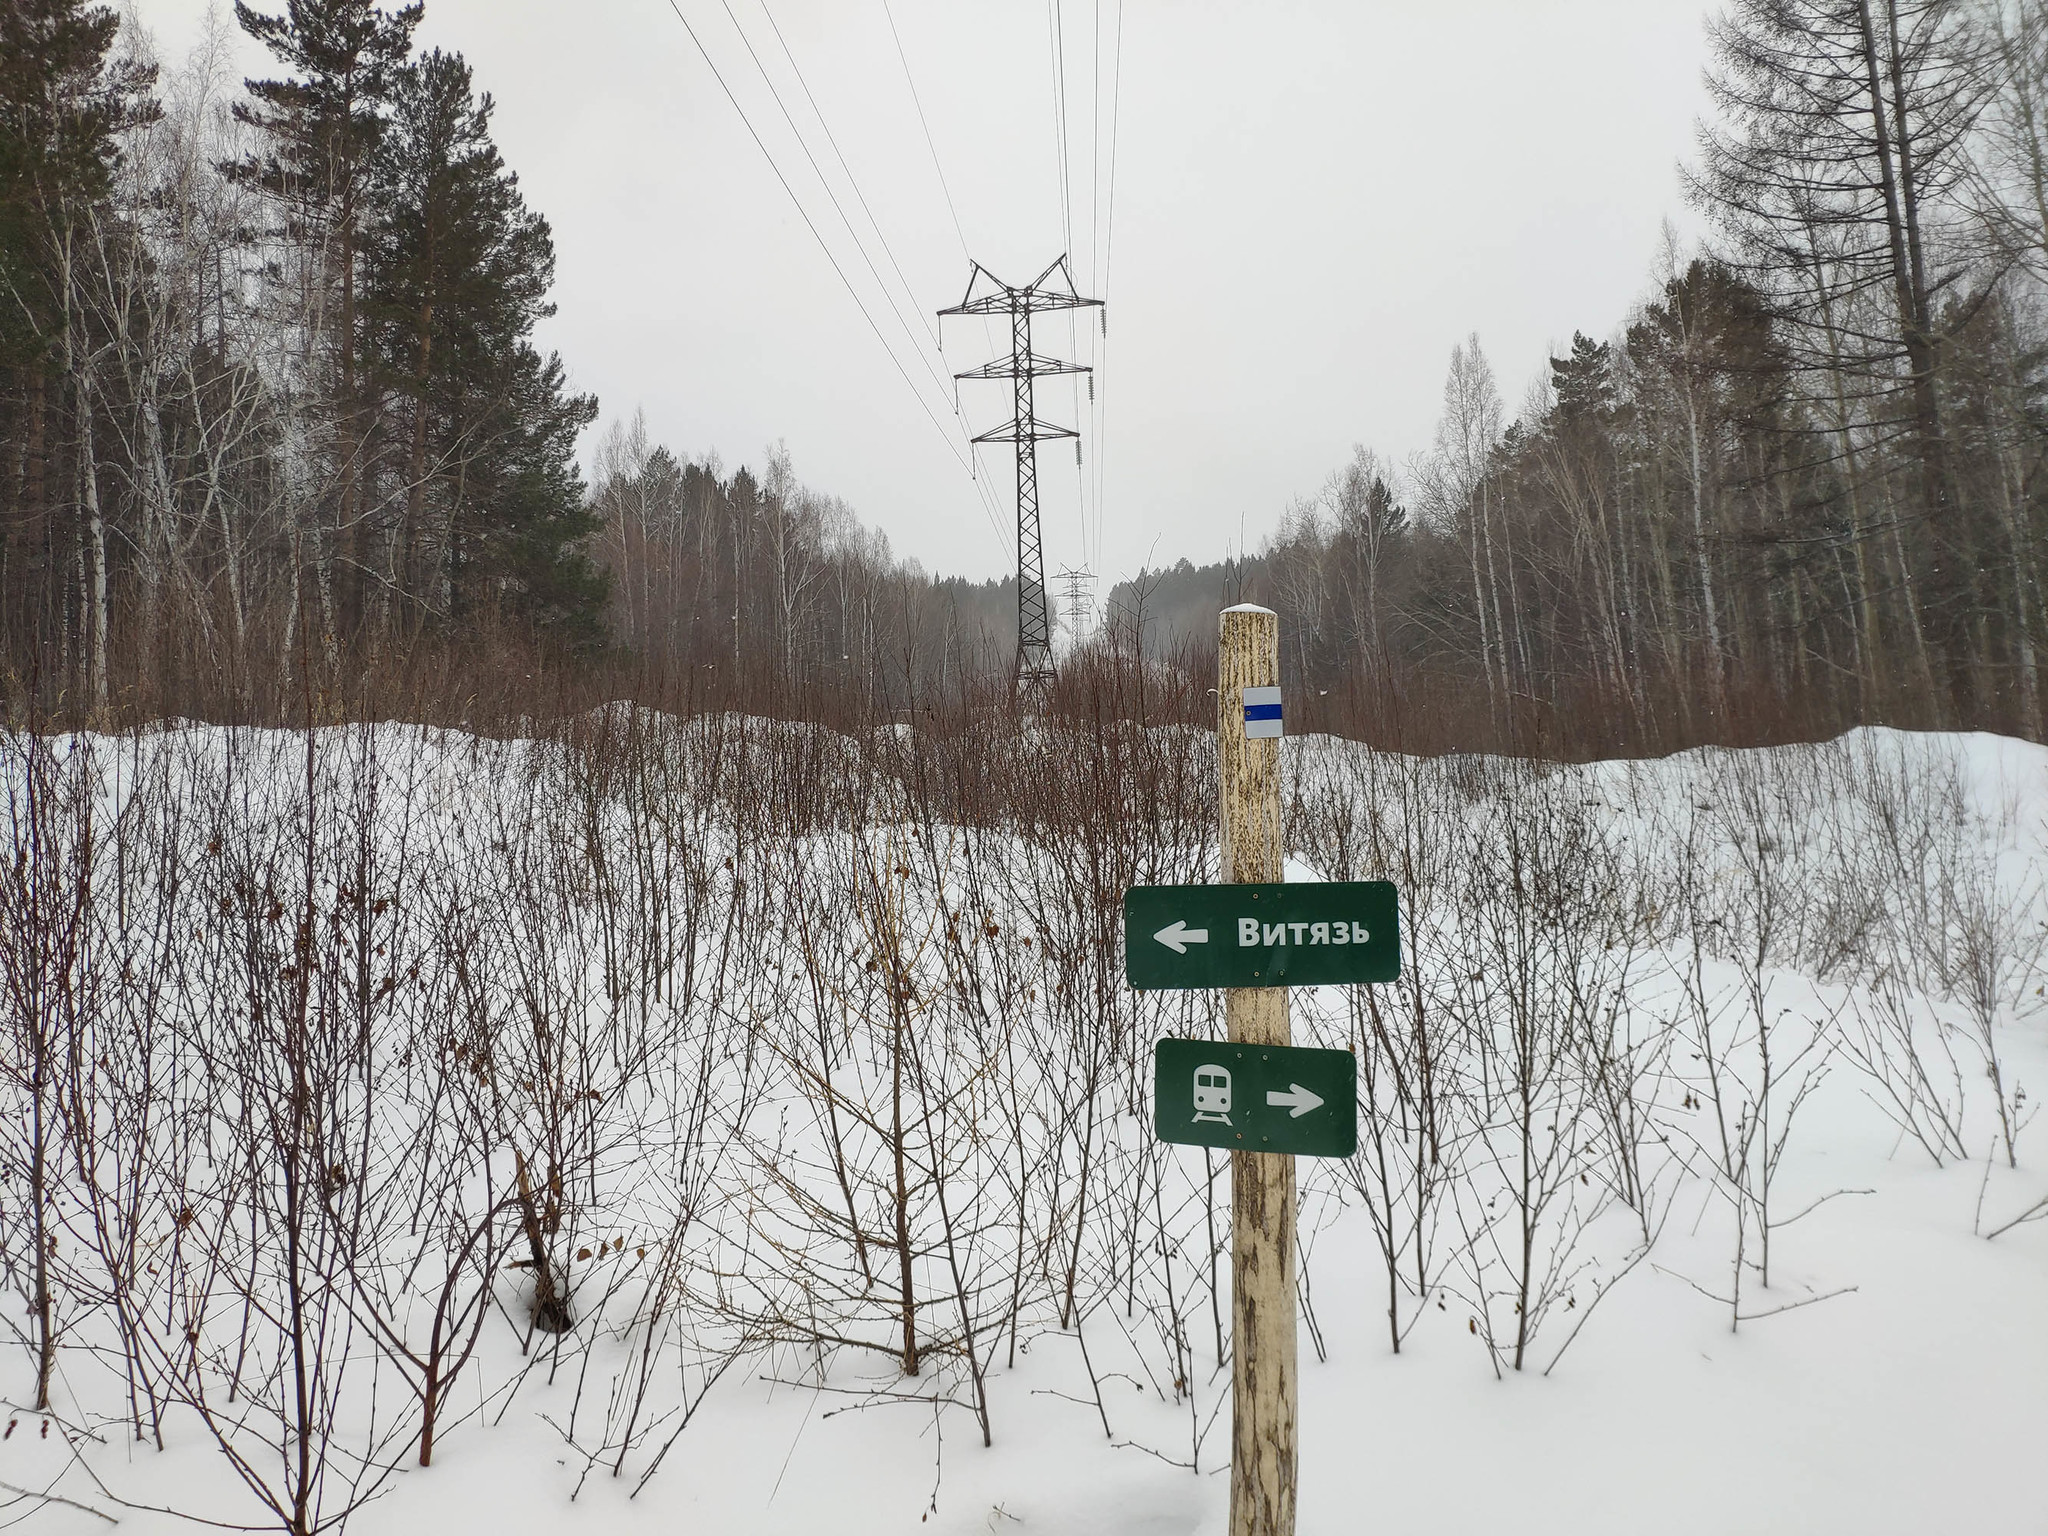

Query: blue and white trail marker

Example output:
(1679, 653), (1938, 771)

(1242, 685), (1283, 739)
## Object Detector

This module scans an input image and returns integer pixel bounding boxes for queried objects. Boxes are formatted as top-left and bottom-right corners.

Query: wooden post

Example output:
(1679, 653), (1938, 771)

(1218, 603), (1295, 1536)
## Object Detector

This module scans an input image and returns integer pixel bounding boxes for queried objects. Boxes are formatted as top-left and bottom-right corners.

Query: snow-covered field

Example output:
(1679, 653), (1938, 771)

(2, 717), (2043, 1534)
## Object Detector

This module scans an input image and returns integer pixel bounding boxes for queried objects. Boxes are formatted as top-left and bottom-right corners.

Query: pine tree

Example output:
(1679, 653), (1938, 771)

(366, 48), (600, 639)
(468, 344), (604, 639)
(228, 0), (423, 646)
(1548, 332), (1616, 429)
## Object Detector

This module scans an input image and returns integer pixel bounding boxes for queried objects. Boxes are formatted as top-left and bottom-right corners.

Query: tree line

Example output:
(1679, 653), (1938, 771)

(1225, 0), (2048, 755)
(587, 412), (1026, 714)
(1, 0), (605, 718)
(7, 0), (2046, 756)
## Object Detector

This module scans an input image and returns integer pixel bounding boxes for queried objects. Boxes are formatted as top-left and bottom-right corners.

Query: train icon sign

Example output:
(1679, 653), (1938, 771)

(1153, 1038), (1357, 1158)
(1192, 1064), (1234, 1125)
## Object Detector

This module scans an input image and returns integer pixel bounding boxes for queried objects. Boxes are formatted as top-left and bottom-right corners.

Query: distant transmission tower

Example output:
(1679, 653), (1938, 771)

(1056, 565), (1095, 638)
(939, 257), (1102, 693)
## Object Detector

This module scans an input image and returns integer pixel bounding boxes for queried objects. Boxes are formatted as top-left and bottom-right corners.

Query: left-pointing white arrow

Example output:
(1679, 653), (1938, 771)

(1266, 1083), (1325, 1118)
(1153, 920), (1210, 954)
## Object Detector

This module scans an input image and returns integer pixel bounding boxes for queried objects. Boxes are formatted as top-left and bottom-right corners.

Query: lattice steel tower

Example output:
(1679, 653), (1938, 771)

(939, 256), (1102, 692)
(1056, 565), (1095, 634)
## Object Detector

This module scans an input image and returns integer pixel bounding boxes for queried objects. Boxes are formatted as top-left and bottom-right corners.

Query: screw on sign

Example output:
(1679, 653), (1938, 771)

(1241, 685), (1283, 738)
(1123, 881), (1399, 990)
(1153, 1038), (1358, 1159)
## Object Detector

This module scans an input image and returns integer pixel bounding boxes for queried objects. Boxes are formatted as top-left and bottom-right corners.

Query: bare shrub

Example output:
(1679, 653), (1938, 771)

(1288, 741), (1464, 1353)
(1440, 768), (1647, 1374)
(0, 730), (100, 1413)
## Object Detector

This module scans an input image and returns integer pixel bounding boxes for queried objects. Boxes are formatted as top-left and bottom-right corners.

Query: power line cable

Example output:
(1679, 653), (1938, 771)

(876, 0), (1005, 448)
(1047, 0), (1075, 262)
(1089, 0), (1103, 298)
(739, 0), (1011, 534)
(657, 0), (1008, 544)
(881, 0), (969, 260)
(1092, 0), (1124, 579)
(1081, 0), (1104, 579)
(754, 0), (953, 366)
(1046, 0), (1089, 575)
(724, 0), (951, 385)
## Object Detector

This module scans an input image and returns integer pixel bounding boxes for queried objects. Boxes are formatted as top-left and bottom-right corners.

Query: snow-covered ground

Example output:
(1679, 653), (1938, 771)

(2, 721), (2043, 1534)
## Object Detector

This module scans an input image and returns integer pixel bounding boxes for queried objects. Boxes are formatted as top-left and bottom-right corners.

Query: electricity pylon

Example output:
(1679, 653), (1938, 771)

(1056, 565), (1095, 639)
(939, 256), (1102, 694)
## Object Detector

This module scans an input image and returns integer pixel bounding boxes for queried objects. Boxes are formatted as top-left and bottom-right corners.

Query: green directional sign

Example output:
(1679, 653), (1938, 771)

(1123, 881), (1399, 990)
(1153, 1037), (1357, 1157)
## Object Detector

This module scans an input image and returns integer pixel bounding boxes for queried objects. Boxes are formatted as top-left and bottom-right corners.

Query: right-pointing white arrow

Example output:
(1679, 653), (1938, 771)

(1266, 1083), (1325, 1118)
(1153, 920), (1210, 955)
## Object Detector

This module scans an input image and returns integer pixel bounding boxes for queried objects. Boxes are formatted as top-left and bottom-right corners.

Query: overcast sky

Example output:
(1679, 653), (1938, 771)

(130, 0), (1716, 590)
